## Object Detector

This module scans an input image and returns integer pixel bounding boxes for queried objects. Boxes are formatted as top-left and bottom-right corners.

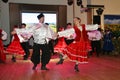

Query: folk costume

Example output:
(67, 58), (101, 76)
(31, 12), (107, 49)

(57, 23), (98, 72)
(61, 24), (91, 63)
(0, 29), (7, 63)
(54, 28), (67, 54)
(6, 34), (25, 56)
(54, 37), (67, 53)
(15, 13), (57, 70)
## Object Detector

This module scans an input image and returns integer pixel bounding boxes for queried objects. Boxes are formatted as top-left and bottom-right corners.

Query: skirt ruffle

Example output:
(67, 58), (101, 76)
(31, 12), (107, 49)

(63, 40), (91, 63)
(54, 37), (67, 53)
(6, 41), (25, 56)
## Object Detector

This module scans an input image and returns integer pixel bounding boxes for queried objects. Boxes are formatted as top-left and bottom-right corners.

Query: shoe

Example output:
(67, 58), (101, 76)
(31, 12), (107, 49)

(74, 64), (79, 72)
(56, 59), (64, 65)
(41, 66), (49, 70)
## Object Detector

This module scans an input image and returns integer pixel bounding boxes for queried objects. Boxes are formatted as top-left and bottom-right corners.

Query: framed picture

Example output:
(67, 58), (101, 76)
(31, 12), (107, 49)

(104, 15), (120, 37)
(104, 15), (120, 31)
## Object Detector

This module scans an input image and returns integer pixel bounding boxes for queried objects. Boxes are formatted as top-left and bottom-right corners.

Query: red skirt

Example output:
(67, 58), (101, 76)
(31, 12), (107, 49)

(63, 40), (91, 63)
(54, 37), (67, 53)
(6, 40), (25, 56)
(0, 40), (6, 62)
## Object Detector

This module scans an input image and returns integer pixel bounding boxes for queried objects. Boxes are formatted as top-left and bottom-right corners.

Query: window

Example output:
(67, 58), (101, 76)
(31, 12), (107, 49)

(22, 12), (57, 32)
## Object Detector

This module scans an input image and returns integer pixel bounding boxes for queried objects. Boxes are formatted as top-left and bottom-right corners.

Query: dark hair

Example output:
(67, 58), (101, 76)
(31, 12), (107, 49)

(21, 23), (26, 26)
(67, 23), (72, 26)
(45, 23), (49, 25)
(37, 13), (44, 19)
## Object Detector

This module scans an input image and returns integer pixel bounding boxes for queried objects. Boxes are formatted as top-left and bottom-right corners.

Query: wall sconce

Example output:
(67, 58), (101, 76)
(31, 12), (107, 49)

(67, 0), (83, 6)
(2, 0), (8, 3)
(96, 8), (104, 15)
(67, 0), (73, 6)
(77, 0), (82, 6)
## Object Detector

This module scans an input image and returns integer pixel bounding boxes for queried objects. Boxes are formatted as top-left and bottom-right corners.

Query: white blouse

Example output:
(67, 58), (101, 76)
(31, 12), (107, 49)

(58, 24), (99, 38)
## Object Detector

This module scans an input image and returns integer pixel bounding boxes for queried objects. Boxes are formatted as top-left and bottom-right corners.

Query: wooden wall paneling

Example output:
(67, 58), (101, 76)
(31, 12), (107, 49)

(9, 3), (21, 32)
(87, 8), (92, 24)
(58, 5), (67, 30)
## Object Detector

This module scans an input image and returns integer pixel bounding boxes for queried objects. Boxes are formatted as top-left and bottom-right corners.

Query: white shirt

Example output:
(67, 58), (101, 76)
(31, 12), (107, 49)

(33, 23), (57, 44)
(33, 23), (47, 44)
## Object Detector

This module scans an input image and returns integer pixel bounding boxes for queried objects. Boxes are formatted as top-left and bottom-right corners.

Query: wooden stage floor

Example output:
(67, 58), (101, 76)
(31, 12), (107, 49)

(0, 54), (120, 80)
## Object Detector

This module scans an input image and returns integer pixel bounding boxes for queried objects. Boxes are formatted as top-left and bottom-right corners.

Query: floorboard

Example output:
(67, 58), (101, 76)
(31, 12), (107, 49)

(0, 54), (120, 80)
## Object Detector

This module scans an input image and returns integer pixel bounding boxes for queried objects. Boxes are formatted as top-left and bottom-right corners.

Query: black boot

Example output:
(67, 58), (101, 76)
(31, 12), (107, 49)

(56, 54), (64, 65)
(59, 54), (63, 59)
(41, 64), (49, 70)
(74, 64), (79, 72)
(56, 58), (64, 65)
(11, 56), (16, 62)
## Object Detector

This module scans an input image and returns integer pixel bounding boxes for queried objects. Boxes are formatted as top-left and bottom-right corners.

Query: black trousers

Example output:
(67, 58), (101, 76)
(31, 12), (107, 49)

(91, 40), (101, 56)
(21, 41), (30, 59)
(31, 43), (51, 66)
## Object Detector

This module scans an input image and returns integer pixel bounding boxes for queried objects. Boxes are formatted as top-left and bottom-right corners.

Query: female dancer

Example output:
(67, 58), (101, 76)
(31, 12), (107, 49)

(57, 17), (98, 72)
(0, 29), (7, 63)
(54, 27), (68, 64)
(6, 25), (25, 62)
